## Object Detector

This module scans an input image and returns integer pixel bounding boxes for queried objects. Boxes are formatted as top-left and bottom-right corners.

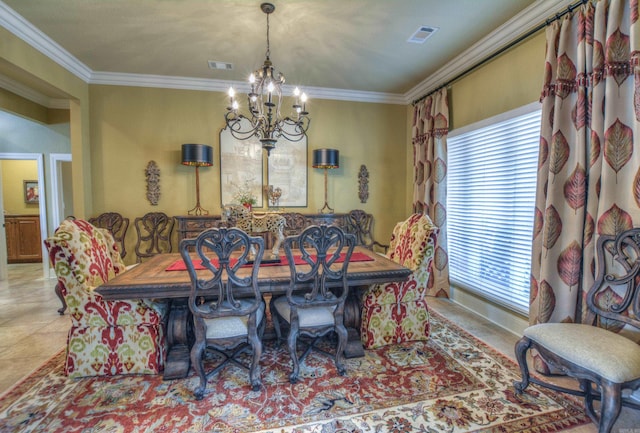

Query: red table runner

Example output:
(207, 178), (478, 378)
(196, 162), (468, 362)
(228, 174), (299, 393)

(166, 251), (373, 271)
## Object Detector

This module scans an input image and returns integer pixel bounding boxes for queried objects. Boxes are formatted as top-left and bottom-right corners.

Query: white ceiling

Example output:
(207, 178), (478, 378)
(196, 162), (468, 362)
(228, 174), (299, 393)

(0, 0), (573, 105)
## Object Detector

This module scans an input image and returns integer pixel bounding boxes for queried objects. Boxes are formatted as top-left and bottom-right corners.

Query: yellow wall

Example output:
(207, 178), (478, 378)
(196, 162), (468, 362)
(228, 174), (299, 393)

(48, 109), (70, 125)
(0, 88), (69, 126)
(88, 85), (407, 263)
(449, 32), (545, 130)
(404, 33), (547, 219)
(0, 88), (48, 124)
(0, 27), (91, 219)
(1, 160), (39, 215)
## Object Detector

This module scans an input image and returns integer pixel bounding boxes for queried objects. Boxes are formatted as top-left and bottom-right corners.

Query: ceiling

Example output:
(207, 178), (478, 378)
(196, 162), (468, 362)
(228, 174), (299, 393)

(1, 0), (573, 104)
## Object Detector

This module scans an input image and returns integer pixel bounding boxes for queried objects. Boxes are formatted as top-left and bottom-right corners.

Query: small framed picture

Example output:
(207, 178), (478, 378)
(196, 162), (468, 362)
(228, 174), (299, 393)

(24, 180), (39, 204)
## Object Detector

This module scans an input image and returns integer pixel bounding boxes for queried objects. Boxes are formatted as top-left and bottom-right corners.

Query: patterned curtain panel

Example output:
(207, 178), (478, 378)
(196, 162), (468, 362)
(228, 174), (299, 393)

(530, 0), (640, 373)
(411, 88), (450, 298)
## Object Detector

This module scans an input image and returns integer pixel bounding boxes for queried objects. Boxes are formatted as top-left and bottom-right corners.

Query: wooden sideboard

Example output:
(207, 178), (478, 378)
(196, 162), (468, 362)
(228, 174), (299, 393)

(175, 212), (351, 246)
(175, 215), (227, 242)
(5, 214), (42, 263)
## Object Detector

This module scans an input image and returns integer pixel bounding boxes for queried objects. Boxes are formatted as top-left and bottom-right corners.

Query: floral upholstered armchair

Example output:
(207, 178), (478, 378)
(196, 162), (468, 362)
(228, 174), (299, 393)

(45, 218), (168, 378)
(360, 213), (438, 349)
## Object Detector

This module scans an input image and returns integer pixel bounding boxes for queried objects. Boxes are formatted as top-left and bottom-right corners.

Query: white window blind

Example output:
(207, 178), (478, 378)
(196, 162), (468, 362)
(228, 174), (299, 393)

(447, 107), (540, 315)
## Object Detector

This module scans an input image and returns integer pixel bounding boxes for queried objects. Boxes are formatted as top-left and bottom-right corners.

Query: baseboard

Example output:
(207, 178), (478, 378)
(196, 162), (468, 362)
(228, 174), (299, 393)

(449, 285), (528, 337)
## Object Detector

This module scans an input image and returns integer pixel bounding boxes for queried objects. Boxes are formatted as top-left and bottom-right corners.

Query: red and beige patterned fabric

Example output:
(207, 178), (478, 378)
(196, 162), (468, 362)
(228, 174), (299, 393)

(360, 213), (438, 349)
(530, 0), (640, 373)
(411, 87), (450, 298)
(45, 219), (167, 378)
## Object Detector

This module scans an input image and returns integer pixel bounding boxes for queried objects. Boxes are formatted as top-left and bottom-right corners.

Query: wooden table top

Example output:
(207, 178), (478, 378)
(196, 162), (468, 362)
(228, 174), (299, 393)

(97, 246), (411, 300)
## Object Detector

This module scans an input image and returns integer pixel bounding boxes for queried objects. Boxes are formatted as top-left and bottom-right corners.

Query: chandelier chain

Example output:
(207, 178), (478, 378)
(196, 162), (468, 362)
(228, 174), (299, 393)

(265, 12), (270, 60)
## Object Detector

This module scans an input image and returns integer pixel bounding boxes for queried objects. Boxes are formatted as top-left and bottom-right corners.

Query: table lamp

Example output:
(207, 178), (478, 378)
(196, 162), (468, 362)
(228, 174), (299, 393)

(181, 143), (213, 215)
(312, 148), (339, 213)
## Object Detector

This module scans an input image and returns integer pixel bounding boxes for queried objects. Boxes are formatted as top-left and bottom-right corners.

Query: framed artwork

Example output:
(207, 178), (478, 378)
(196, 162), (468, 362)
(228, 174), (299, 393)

(23, 180), (39, 204)
(219, 126), (264, 207)
(267, 131), (308, 207)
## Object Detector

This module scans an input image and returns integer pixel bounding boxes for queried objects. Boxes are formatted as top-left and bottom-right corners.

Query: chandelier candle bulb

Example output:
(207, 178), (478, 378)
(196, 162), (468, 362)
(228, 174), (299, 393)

(228, 87), (236, 110)
(293, 87), (300, 106)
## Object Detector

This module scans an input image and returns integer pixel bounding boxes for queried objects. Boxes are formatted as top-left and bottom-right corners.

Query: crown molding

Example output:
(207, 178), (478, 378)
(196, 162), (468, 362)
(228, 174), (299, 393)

(403, 0), (575, 103)
(1, 0), (573, 106)
(90, 71), (407, 104)
(0, 74), (50, 106)
(0, 74), (68, 109)
(0, 1), (92, 82)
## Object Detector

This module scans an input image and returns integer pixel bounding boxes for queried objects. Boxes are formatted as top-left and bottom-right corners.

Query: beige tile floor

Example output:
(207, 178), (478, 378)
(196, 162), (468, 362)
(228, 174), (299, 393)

(0, 263), (68, 394)
(0, 263), (637, 432)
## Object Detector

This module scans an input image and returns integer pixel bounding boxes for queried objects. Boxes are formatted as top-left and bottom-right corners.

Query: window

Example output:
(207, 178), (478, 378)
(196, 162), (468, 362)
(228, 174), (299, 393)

(447, 104), (540, 314)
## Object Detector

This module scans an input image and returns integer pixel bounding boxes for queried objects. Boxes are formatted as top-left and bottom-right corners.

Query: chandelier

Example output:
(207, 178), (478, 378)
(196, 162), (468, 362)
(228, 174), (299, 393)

(225, 2), (310, 156)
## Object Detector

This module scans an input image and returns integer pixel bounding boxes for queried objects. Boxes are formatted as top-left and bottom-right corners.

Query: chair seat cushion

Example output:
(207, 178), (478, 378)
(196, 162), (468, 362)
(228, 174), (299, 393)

(273, 295), (336, 328)
(524, 323), (640, 383)
(204, 300), (265, 339)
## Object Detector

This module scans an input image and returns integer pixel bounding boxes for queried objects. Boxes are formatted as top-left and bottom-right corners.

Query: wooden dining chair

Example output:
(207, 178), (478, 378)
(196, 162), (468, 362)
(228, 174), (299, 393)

(134, 212), (174, 262)
(270, 225), (356, 383)
(347, 209), (388, 253)
(45, 218), (168, 378)
(88, 212), (130, 258)
(513, 228), (640, 433)
(179, 227), (266, 399)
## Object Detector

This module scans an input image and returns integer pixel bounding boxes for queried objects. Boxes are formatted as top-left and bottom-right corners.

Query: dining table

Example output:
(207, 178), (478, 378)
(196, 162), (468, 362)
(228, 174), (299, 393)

(96, 246), (411, 379)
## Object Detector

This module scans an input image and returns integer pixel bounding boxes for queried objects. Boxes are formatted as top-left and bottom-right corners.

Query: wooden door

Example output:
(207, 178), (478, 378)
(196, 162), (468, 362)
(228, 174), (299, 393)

(6, 215), (42, 263)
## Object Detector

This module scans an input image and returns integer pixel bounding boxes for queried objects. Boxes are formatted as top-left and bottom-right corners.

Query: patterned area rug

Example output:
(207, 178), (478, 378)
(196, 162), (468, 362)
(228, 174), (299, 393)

(0, 311), (590, 433)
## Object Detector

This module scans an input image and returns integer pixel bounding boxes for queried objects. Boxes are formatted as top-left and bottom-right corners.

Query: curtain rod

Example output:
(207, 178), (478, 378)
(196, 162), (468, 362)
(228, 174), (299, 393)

(411, 0), (589, 106)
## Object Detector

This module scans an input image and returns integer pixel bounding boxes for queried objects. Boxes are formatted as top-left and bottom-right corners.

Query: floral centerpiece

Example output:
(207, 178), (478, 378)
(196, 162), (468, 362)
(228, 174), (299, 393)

(232, 179), (258, 210)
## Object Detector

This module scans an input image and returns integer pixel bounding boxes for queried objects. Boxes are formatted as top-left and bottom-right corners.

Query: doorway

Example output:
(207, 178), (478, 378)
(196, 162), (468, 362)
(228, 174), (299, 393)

(49, 153), (73, 230)
(0, 153), (48, 280)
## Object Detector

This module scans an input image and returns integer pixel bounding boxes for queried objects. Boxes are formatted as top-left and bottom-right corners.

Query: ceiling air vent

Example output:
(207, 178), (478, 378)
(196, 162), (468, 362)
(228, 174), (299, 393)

(208, 60), (233, 70)
(407, 26), (438, 44)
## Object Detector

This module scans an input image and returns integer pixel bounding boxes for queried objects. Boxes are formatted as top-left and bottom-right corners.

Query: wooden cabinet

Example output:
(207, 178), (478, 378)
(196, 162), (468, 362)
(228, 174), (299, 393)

(175, 213), (349, 248)
(5, 215), (42, 263)
(175, 215), (228, 243)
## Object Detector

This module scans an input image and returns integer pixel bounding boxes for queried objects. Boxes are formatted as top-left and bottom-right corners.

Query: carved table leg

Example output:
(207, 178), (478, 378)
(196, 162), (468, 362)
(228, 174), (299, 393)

(55, 282), (67, 315)
(343, 289), (365, 358)
(163, 299), (193, 380)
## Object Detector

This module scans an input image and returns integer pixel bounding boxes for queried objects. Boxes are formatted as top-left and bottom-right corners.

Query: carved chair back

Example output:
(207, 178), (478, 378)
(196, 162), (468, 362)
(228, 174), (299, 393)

(282, 212), (309, 237)
(134, 212), (174, 262)
(88, 212), (130, 258)
(587, 229), (640, 329)
(347, 209), (388, 252)
(283, 225), (356, 310)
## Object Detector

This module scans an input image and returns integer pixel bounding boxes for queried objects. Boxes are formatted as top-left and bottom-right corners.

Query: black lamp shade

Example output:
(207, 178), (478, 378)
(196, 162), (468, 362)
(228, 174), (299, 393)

(312, 148), (339, 169)
(181, 144), (213, 167)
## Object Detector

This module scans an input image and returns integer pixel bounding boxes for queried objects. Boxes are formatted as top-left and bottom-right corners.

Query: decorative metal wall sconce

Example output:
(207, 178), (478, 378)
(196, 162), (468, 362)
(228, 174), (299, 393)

(181, 143), (213, 215)
(312, 148), (339, 213)
(358, 165), (369, 203)
(145, 161), (160, 205)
